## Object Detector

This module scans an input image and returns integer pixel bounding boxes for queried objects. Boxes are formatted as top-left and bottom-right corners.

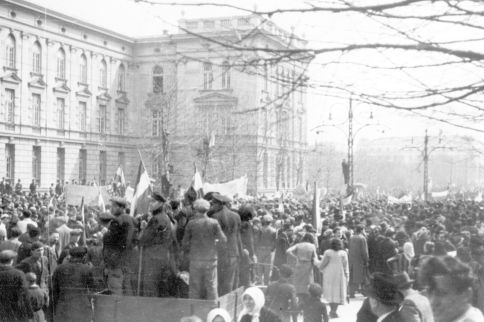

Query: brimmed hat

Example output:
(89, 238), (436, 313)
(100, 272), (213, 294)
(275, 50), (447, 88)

(393, 272), (414, 290)
(365, 272), (404, 306)
(151, 192), (166, 203)
(0, 250), (17, 261)
(110, 197), (127, 208)
(212, 193), (231, 204)
(99, 212), (114, 221)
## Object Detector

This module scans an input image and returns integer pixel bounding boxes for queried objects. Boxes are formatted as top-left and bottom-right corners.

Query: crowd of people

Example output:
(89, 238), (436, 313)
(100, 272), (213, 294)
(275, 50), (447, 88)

(0, 181), (484, 322)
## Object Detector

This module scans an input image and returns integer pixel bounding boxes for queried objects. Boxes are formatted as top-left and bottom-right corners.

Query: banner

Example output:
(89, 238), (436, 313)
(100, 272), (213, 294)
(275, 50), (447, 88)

(312, 182), (321, 234)
(202, 175), (248, 199)
(130, 162), (152, 217)
(65, 185), (111, 206)
(388, 194), (412, 205)
(431, 190), (449, 199)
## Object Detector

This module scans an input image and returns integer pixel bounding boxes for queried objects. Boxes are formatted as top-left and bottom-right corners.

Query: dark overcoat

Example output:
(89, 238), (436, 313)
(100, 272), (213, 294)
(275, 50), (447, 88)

(0, 264), (33, 322)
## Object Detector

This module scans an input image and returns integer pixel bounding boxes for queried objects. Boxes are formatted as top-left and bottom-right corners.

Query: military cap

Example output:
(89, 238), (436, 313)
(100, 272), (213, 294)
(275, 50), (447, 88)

(99, 211), (114, 221)
(212, 193), (231, 204)
(0, 250), (17, 261)
(151, 192), (166, 203)
(69, 246), (88, 258)
(110, 197), (127, 208)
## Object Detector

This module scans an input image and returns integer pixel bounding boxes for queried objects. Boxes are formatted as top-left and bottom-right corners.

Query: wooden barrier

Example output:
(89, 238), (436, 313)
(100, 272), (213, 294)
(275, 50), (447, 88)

(93, 287), (244, 322)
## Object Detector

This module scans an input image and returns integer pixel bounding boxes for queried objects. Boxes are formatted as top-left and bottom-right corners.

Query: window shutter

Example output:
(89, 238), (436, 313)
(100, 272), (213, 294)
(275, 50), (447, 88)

(52, 99), (57, 129)
(105, 104), (111, 133)
(0, 91), (4, 122)
(27, 95), (33, 125)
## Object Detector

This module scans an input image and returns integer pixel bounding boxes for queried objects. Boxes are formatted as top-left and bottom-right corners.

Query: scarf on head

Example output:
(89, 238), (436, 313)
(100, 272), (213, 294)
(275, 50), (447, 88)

(207, 308), (231, 322)
(239, 287), (265, 322)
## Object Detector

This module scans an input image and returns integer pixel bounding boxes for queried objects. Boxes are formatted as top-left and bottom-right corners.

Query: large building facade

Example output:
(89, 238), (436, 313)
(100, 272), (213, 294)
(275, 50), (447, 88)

(1, 0), (308, 194)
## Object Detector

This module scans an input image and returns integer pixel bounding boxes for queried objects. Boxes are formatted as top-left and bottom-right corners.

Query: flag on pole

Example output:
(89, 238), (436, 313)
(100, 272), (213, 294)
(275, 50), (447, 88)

(115, 165), (126, 186)
(191, 163), (204, 198)
(342, 193), (353, 206)
(312, 182), (321, 234)
(129, 161), (152, 217)
(98, 191), (106, 212)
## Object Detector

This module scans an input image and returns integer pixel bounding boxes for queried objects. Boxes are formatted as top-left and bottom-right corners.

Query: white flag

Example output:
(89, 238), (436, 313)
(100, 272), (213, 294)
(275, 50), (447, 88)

(130, 162), (152, 216)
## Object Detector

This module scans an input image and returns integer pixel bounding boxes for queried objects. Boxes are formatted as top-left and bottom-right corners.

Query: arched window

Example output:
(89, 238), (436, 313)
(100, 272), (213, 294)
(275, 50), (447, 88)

(32, 41), (42, 73)
(152, 65), (163, 93)
(100, 59), (107, 88)
(79, 54), (87, 83)
(203, 62), (213, 90)
(56, 47), (66, 79)
(5, 34), (16, 68)
(117, 64), (126, 91)
(221, 61), (230, 89)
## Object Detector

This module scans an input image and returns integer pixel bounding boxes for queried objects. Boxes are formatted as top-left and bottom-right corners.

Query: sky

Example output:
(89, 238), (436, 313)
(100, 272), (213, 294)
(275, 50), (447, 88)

(29, 0), (484, 148)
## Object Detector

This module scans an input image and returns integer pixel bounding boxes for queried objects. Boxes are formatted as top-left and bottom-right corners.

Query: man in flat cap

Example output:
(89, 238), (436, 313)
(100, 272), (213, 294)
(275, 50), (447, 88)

(0, 250), (33, 322)
(182, 199), (226, 300)
(209, 193), (244, 295)
(52, 247), (94, 322)
(103, 197), (135, 295)
(138, 192), (176, 297)
(17, 241), (50, 293)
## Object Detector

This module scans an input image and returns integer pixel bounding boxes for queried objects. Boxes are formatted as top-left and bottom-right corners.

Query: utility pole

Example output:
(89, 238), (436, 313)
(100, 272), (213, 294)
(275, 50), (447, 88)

(423, 129), (429, 201)
(348, 98), (354, 190)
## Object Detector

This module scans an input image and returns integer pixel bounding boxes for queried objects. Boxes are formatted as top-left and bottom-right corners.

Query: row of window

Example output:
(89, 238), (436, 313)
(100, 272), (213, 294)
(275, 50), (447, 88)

(7, 144), (124, 186)
(262, 152), (303, 189)
(4, 34), (126, 91)
(3, 89), (125, 135)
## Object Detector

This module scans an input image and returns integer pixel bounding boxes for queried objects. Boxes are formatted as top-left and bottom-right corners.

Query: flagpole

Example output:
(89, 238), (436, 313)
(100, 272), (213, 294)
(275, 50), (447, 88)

(81, 197), (87, 247)
(135, 149), (146, 296)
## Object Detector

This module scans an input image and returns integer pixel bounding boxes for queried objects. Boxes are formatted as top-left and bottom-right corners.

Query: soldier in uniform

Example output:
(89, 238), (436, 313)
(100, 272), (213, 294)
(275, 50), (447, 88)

(138, 192), (176, 297)
(103, 197), (135, 295)
(210, 193), (243, 295)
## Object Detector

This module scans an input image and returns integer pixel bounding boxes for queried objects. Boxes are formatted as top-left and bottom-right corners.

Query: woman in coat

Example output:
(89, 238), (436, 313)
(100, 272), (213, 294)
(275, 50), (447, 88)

(239, 287), (281, 322)
(318, 238), (349, 318)
(286, 233), (318, 304)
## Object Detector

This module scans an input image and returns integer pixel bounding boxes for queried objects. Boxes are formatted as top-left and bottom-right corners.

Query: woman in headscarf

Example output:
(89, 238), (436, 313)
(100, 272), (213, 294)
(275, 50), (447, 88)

(207, 308), (231, 322)
(239, 287), (281, 322)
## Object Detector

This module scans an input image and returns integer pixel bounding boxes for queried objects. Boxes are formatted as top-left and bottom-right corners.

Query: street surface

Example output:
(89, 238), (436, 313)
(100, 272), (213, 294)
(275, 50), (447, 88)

(317, 294), (364, 322)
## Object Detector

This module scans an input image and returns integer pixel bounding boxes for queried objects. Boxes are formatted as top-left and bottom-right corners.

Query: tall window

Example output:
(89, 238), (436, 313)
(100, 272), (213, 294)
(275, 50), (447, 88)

(6, 144), (14, 182)
(222, 61), (230, 89)
(100, 59), (107, 88)
(99, 151), (107, 185)
(32, 146), (41, 186)
(152, 65), (163, 93)
(5, 89), (14, 124)
(5, 34), (16, 68)
(79, 54), (87, 83)
(57, 98), (65, 130)
(203, 62), (213, 89)
(117, 107), (125, 135)
(99, 104), (107, 134)
(152, 110), (162, 136)
(79, 101), (87, 132)
(117, 64), (125, 91)
(56, 48), (66, 79)
(32, 94), (41, 127)
(32, 41), (42, 74)
(118, 152), (125, 170)
(79, 149), (87, 184)
(57, 148), (65, 183)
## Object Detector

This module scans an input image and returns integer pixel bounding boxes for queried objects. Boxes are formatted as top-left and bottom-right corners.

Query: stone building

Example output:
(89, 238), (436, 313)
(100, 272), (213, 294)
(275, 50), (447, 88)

(0, 0), (308, 194)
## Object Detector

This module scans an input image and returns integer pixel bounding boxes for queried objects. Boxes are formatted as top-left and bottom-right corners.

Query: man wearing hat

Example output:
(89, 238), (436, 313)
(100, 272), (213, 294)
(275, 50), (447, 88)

(360, 272), (405, 322)
(138, 192), (176, 297)
(103, 197), (135, 295)
(57, 229), (82, 264)
(52, 247), (94, 322)
(0, 250), (33, 321)
(17, 241), (50, 292)
(255, 213), (276, 285)
(209, 193), (243, 295)
(394, 272), (433, 322)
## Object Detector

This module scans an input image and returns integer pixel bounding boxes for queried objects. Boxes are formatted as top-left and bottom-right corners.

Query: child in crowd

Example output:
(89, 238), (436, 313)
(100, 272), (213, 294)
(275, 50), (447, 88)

(300, 283), (328, 322)
(26, 272), (49, 322)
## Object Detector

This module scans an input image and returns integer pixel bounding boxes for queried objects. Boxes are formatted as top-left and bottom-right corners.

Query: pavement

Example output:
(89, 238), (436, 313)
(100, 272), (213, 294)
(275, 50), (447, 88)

(328, 294), (364, 322)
